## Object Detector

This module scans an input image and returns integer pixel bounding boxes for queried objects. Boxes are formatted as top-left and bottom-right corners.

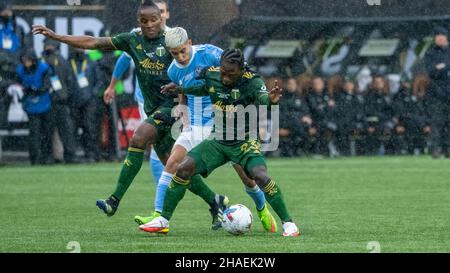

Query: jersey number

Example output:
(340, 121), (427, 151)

(240, 140), (261, 154)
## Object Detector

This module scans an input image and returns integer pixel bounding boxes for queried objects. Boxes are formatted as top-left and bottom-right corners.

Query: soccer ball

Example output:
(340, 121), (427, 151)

(222, 204), (253, 235)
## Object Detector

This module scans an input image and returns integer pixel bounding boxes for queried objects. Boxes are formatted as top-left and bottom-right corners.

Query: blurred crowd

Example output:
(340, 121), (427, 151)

(1, 3), (449, 165)
(0, 3), (126, 164)
(272, 26), (450, 159)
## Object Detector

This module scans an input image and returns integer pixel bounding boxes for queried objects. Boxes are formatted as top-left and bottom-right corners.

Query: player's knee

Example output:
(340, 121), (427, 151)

(130, 123), (157, 149)
(130, 133), (147, 149)
(175, 157), (196, 180)
(249, 166), (270, 187)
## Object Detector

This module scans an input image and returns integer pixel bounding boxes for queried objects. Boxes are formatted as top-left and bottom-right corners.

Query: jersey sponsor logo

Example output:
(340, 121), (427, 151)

(136, 44), (143, 50)
(213, 101), (238, 113)
(180, 72), (195, 84)
(144, 49), (155, 58)
(139, 59), (165, 70)
(208, 86), (215, 93)
(231, 89), (241, 100)
(156, 46), (166, 57)
(217, 92), (230, 99)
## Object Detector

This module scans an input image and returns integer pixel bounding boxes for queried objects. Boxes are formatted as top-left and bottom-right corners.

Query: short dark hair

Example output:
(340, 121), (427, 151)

(138, 0), (161, 16)
(221, 48), (245, 68)
(20, 48), (38, 63)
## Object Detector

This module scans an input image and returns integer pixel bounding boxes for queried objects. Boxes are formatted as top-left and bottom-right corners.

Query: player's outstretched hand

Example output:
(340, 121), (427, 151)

(32, 25), (57, 39)
(161, 82), (182, 95)
(269, 80), (283, 104)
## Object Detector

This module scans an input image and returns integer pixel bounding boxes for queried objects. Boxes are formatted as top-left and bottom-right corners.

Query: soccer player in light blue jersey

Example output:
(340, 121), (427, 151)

(136, 27), (277, 233)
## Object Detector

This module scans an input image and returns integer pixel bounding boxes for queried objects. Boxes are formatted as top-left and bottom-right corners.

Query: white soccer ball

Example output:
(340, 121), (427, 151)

(222, 204), (253, 235)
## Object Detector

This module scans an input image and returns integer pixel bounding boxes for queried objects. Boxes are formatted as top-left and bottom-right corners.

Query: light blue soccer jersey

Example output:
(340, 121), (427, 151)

(167, 44), (223, 127)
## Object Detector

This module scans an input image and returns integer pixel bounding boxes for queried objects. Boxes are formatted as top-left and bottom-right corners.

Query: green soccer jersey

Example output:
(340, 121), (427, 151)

(111, 30), (175, 115)
(183, 67), (276, 145)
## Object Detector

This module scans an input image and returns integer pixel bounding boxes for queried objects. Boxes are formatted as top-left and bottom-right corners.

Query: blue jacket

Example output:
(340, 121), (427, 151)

(16, 61), (52, 114)
(16, 61), (51, 95)
(0, 21), (21, 53)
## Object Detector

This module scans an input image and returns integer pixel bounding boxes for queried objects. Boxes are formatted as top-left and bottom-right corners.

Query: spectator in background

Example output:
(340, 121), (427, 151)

(392, 75), (432, 155)
(335, 78), (362, 156)
(424, 26), (450, 158)
(93, 49), (121, 161)
(363, 75), (394, 155)
(1, 2), (28, 126)
(0, 48), (18, 126)
(42, 39), (78, 164)
(16, 49), (53, 165)
(391, 77), (413, 154)
(324, 75), (341, 156)
(353, 79), (367, 155)
(409, 74), (432, 154)
(278, 78), (312, 157)
(306, 76), (333, 156)
(68, 47), (101, 163)
(0, 2), (26, 54)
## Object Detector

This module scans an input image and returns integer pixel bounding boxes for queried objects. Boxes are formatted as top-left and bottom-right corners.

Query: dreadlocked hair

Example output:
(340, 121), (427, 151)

(221, 48), (246, 69)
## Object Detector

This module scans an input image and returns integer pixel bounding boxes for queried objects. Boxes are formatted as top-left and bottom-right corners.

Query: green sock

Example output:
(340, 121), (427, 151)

(262, 179), (292, 222)
(112, 148), (144, 200)
(188, 175), (216, 206)
(161, 175), (190, 220)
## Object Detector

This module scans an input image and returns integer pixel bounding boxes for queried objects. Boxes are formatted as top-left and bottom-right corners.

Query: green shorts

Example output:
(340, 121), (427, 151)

(145, 107), (175, 158)
(187, 139), (267, 178)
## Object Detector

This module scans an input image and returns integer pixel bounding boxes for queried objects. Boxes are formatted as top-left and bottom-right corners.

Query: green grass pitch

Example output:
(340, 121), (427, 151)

(1, 156), (449, 253)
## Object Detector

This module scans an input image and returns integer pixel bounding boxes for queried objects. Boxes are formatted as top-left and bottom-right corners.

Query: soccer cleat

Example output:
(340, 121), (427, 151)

(139, 216), (170, 234)
(210, 194), (229, 230)
(134, 211), (161, 225)
(96, 196), (119, 217)
(282, 222), (300, 237)
(256, 205), (278, 233)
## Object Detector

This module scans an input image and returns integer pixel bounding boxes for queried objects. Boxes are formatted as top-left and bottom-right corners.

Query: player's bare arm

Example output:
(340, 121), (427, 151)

(160, 82), (182, 95)
(104, 77), (118, 104)
(32, 25), (115, 50)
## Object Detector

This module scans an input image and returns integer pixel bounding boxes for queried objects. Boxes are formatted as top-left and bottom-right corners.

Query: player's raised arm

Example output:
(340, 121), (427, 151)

(32, 25), (115, 50)
(255, 79), (282, 108)
(161, 82), (208, 96)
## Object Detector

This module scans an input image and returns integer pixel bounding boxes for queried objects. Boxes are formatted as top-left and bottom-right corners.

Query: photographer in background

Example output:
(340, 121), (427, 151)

(42, 39), (79, 164)
(15, 49), (53, 165)
(68, 47), (101, 163)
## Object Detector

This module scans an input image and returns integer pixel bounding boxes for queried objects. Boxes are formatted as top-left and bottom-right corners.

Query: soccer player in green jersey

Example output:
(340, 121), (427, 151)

(140, 48), (300, 236)
(32, 0), (228, 229)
